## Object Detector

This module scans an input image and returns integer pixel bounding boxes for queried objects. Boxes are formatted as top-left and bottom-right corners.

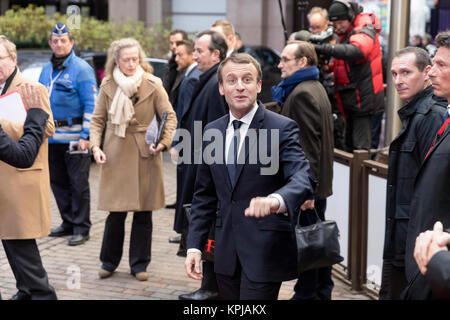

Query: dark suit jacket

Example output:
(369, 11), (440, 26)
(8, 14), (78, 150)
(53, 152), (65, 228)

(174, 63), (228, 233)
(280, 79), (334, 199)
(174, 65), (202, 126)
(427, 251), (450, 299)
(0, 108), (49, 168)
(404, 125), (450, 299)
(187, 103), (315, 283)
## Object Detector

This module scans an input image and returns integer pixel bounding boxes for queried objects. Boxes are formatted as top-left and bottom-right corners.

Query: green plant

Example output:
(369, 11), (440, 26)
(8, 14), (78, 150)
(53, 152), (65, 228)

(0, 5), (171, 58)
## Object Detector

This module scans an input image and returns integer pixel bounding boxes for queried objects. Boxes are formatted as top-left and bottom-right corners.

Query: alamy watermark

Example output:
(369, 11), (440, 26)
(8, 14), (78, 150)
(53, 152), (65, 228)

(172, 122), (280, 176)
(66, 5), (81, 30)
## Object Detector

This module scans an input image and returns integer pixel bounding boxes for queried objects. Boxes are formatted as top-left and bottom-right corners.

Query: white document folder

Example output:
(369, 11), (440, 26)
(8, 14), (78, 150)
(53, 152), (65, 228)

(0, 91), (27, 123)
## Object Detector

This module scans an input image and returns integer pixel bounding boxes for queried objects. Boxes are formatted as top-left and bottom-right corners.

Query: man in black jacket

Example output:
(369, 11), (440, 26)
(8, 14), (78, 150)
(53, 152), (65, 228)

(175, 30), (228, 300)
(380, 47), (447, 300)
(403, 31), (450, 300)
(0, 83), (50, 300)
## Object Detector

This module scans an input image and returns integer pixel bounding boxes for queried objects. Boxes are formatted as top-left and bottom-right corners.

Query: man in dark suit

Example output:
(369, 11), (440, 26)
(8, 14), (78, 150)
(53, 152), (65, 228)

(414, 221), (450, 299)
(0, 83), (51, 300)
(168, 39), (202, 248)
(276, 41), (334, 300)
(185, 53), (314, 300)
(175, 30), (229, 300)
(403, 31), (450, 300)
(380, 47), (446, 300)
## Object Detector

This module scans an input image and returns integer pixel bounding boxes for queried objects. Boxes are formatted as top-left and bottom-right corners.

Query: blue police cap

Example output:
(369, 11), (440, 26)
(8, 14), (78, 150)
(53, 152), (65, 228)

(52, 22), (71, 36)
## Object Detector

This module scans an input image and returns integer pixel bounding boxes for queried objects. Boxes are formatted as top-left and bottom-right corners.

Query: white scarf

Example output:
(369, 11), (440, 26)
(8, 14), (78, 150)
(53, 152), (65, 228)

(109, 66), (144, 137)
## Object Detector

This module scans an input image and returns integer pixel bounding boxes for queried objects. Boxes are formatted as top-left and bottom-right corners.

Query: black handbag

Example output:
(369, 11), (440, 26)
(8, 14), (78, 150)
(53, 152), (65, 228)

(183, 204), (215, 262)
(295, 208), (344, 272)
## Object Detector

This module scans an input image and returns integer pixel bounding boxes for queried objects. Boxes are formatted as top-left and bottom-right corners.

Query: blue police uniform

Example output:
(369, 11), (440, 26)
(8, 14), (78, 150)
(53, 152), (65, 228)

(38, 23), (98, 242)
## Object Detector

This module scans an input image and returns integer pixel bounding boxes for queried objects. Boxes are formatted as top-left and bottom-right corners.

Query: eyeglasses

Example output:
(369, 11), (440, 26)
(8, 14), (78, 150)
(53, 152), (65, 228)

(280, 57), (298, 64)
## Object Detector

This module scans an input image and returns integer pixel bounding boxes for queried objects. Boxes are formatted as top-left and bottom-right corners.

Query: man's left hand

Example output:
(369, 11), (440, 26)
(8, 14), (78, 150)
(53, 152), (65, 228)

(78, 139), (90, 151)
(244, 197), (280, 218)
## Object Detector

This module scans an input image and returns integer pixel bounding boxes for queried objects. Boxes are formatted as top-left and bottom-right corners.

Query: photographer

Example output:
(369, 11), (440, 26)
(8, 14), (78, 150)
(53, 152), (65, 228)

(312, 0), (385, 152)
(295, 7), (345, 150)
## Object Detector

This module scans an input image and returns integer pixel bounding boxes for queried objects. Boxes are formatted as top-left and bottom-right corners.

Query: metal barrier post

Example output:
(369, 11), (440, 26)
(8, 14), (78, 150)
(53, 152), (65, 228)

(348, 150), (369, 291)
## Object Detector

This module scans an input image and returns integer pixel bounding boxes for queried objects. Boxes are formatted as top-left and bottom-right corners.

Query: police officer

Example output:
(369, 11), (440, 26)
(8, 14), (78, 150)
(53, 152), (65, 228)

(39, 23), (98, 246)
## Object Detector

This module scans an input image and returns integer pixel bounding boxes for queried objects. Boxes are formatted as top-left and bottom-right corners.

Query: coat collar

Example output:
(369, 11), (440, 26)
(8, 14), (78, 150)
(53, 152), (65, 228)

(100, 72), (156, 108)
(5, 70), (25, 93)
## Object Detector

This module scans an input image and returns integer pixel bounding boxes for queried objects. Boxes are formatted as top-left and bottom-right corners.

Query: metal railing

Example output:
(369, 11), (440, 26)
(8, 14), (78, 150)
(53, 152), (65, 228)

(329, 149), (388, 299)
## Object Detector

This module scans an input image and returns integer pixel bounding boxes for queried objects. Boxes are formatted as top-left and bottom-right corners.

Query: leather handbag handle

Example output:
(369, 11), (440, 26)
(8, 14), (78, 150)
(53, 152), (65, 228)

(297, 207), (322, 227)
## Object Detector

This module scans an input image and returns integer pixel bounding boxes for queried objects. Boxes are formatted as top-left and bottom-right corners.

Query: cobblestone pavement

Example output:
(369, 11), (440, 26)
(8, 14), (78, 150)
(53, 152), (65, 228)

(0, 156), (373, 300)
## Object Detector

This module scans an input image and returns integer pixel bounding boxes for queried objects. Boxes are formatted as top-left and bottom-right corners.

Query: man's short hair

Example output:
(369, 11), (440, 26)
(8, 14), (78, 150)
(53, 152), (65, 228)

(217, 53), (262, 84)
(393, 47), (431, 72)
(197, 30), (228, 61)
(308, 7), (329, 22)
(170, 29), (188, 40)
(0, 35), (17, 61)
(435, 30), (450, 49)
(176, 39), (194, 55)
(211, 20), (235, 39)
(287, 40), (318, 67)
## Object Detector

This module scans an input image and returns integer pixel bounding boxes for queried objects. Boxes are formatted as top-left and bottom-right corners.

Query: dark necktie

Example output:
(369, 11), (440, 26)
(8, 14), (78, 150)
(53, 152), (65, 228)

(227, 120), (243, 187)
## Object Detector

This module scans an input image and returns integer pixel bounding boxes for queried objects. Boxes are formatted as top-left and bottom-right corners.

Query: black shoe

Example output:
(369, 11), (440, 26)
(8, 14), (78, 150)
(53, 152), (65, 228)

(178, 289), (219, 300)
(165, 202), (177, 209)
(49, 225), (72, 237)
(10, 291), (31, 300)
(169, 235), (181, 243)
(68, 234), (90, 246)
(176, 247), (187, 257)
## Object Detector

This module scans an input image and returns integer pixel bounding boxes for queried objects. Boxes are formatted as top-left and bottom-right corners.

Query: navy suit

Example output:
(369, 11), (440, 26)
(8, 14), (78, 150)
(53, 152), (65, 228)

(174, 63), (228, 234)
(403, 125), (450, 299)
(174, 66), (202, 125)
(187, 104), (314, 298)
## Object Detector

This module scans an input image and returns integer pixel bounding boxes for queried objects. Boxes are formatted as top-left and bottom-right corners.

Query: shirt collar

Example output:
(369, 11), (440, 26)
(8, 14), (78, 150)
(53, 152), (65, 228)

(228, 103), (259, 127)
(185, 62), (197, 76)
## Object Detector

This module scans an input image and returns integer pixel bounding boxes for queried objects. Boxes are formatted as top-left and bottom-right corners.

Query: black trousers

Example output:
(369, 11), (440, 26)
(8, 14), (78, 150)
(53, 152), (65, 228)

(49, 143), (91, 235)
(2, 239), (57, 300)
(200, 260), (219, 292)
(345, 115), (372, 152)
(292, 199), (334, 300)
(215, 258), (281, 300)
(100, 211), (152, 274)
(379, 260), (408, 300)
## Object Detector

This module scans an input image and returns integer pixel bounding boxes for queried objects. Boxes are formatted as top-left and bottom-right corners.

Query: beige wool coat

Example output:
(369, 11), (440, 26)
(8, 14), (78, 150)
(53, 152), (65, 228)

(0, 71), (55, 239)
(90, 72), (177, 212)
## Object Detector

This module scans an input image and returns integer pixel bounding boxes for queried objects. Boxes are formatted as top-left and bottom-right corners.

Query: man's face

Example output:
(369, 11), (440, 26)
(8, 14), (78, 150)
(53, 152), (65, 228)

(391, 53), (431, 102)
(219, 61), (261, 118)
(193, 35), (218, 72)
(278, 44), (305, 79)
(117, 45), (140, 77)
(428, 46), (450, 102)
(0, 44), (16, 83)
(211, 25), (233, 52)
(175, 44), (194, 70)
(169, 33), (184, 55)
(49, 35), (74, 58)
(309, 13), (328, 34)
(333, 19), (351, 35)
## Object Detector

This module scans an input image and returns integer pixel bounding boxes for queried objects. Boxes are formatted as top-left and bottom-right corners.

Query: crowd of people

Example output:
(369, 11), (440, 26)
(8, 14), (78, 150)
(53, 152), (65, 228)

(0, 0), (449, 300)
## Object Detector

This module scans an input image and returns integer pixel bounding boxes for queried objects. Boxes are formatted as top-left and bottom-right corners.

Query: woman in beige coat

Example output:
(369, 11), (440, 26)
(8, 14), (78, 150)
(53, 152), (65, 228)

(89, 38), (177, 281)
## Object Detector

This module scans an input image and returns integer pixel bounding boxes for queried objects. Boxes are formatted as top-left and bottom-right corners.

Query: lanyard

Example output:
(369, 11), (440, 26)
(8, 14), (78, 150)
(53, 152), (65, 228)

(425, 117), (450, 159)
(47, 69), (64, 97)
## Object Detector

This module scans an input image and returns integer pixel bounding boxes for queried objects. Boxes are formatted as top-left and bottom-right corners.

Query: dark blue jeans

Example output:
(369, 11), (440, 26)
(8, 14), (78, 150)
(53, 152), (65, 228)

(292, 199), (334, 300)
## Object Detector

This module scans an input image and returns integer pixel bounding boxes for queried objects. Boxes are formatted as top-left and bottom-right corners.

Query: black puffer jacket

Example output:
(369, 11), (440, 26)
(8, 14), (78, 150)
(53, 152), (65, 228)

(383, 86), (447, 264)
